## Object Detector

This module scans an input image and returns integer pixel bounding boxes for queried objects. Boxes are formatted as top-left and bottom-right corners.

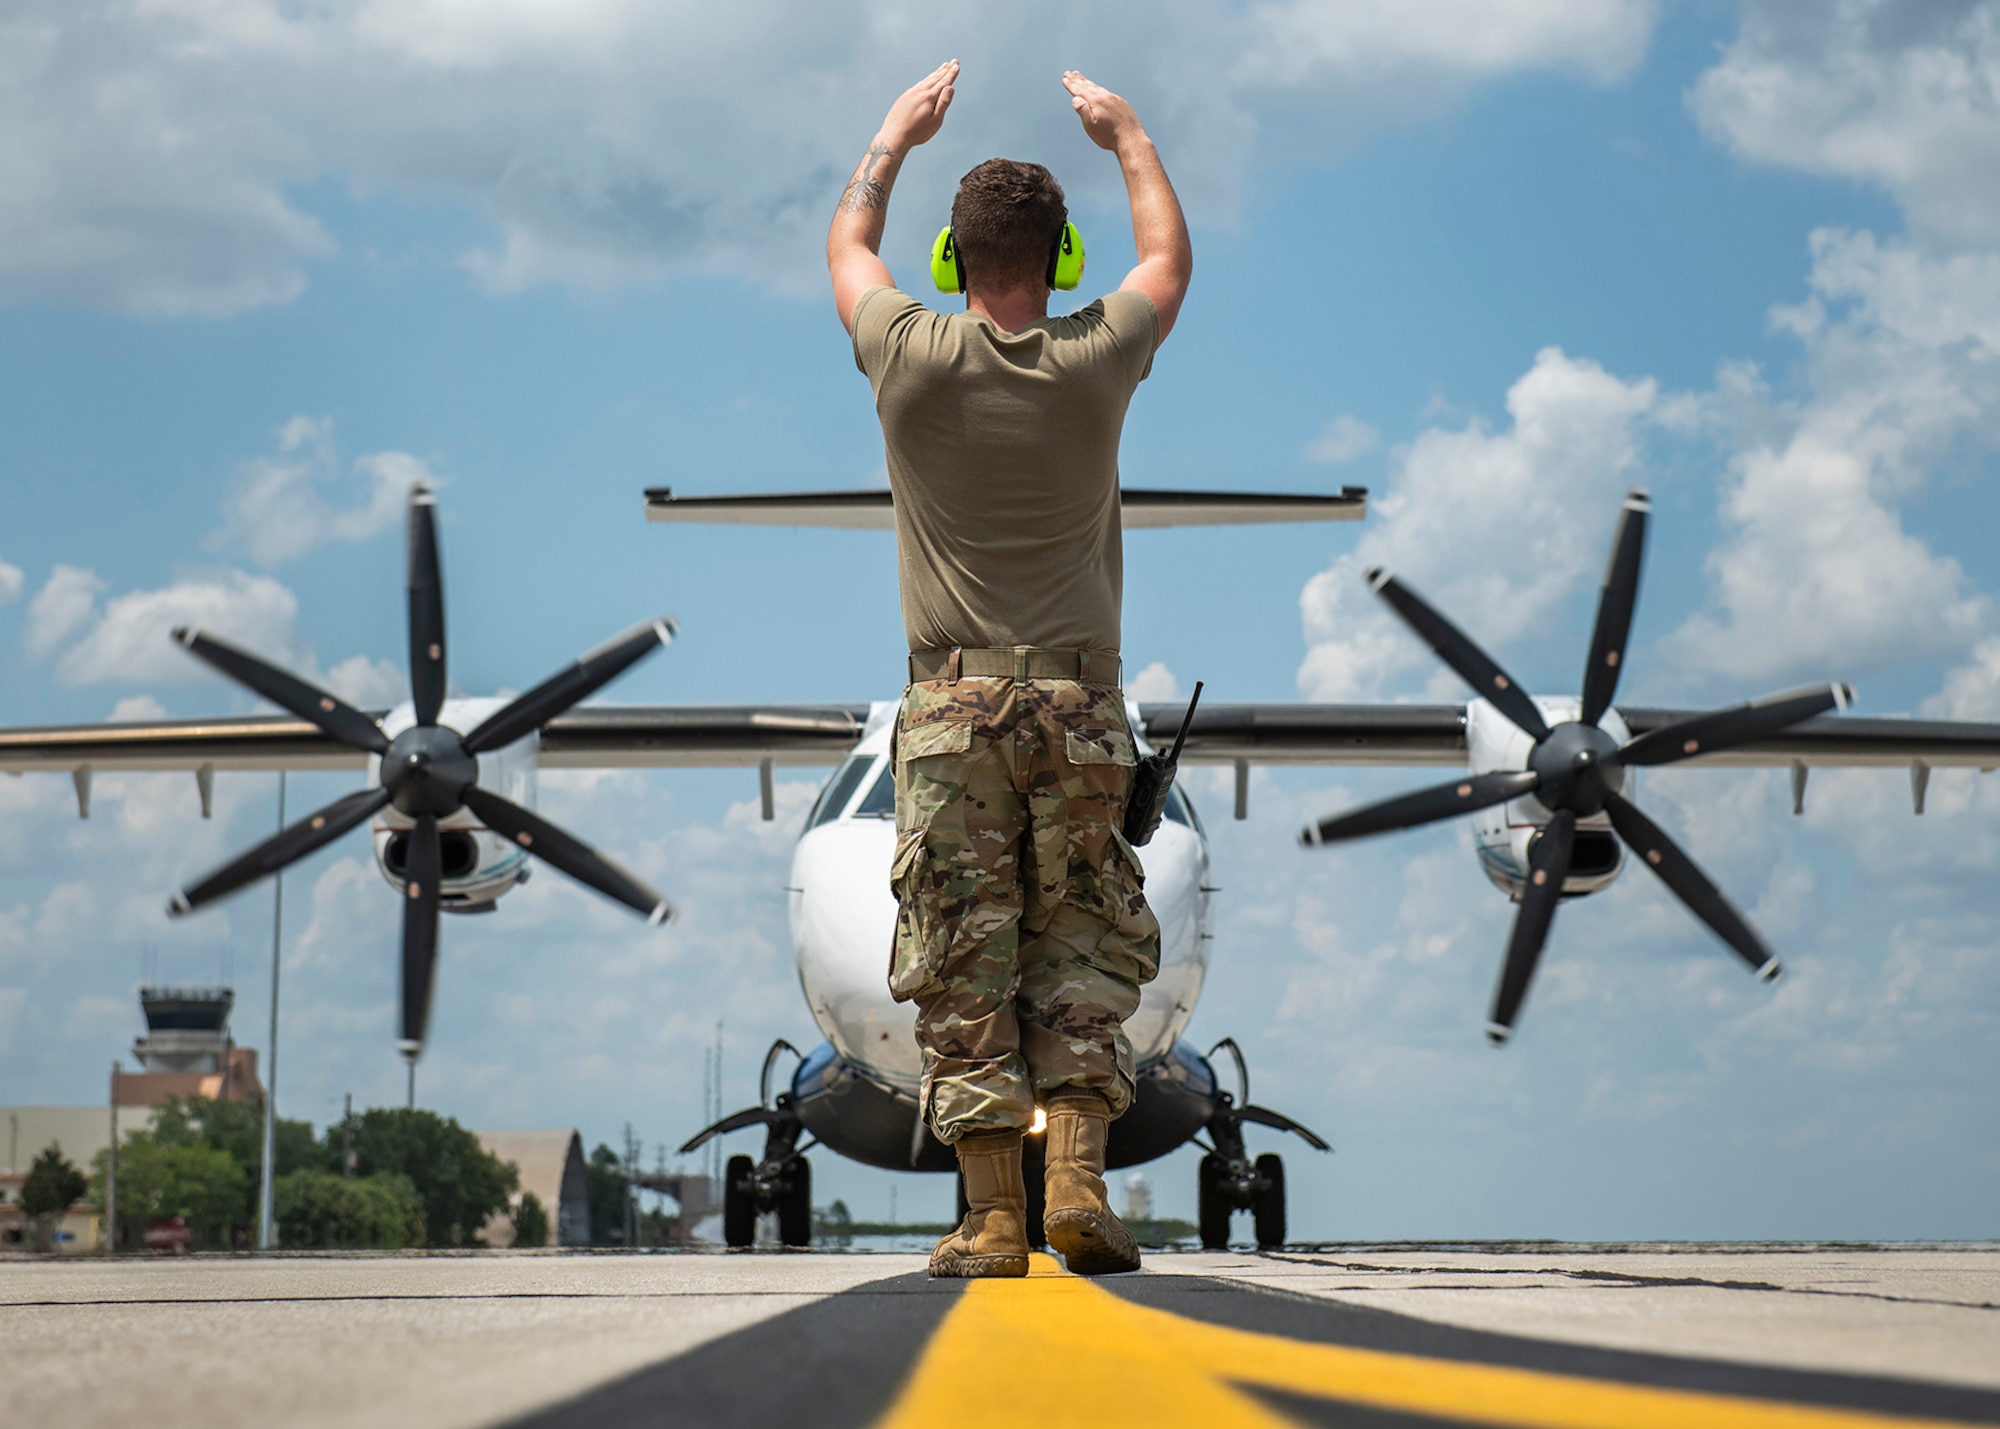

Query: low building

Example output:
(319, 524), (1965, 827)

(475, 1130), (590, 1248)
(4, 985), (261, 1251)
(0, 1106), (150, 1250)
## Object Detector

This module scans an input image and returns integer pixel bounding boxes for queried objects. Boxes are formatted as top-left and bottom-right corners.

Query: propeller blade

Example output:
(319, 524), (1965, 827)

(461, 786), (673, 924)
(1621, 683), (1852, 768)
(407, 486), (447, 726)
(169, 786), (391, 915)
(1604, 793), (1781, 980)
(1579, 490), (1649, 727)
(1301, 769), (1541, 847)
(399, 814), (442, 1060)
(1487, 809), (1575, 1046)
(173, 629), (389, 754)
(1366, 569), (1550, 741)
(461, 616), (678, 756)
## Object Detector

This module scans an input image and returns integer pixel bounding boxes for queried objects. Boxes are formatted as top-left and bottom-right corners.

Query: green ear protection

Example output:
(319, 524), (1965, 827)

(931, 220), (1086, 295)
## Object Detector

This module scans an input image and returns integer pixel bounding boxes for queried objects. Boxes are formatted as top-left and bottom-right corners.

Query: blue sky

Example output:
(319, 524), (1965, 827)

(2, 0), (1996, 1238)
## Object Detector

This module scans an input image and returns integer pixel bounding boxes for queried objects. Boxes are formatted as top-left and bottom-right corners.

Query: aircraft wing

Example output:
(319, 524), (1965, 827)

(1611, 707), (2000, 770)
(536, 705), (870, 768)
(0, 705), (873, 777)
(8, 699), (1994, 789)
(1137, 703), (2000, 770)
(1136, 703), (1471, 767)
(643, 486), (1368, 529)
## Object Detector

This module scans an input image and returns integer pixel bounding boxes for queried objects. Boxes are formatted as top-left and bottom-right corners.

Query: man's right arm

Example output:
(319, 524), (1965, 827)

(1063, 71), (1193, 343)
(828, 60), (959, 336)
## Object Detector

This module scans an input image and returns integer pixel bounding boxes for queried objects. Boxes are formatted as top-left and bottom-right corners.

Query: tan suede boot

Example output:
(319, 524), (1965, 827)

(1042, 1090), (1141, 1275)
(929, 1129), (1030, 1278)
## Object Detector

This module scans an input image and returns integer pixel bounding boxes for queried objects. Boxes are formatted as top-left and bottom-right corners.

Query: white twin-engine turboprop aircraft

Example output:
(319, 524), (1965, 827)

(4, 482), (1998, 1250)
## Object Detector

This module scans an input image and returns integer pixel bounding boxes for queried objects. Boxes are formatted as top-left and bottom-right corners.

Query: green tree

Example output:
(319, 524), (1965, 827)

(275, 1170), (425, 1249)
(512, 1191), (550, 1249)
(155, 1098), (319, 1209)
(119, 1096), (320, 1234)
(586, 1143), (630, 1246)
(337, 1108), (517, 1247)
(93, 1137), (248, 1250)
(158, 1144), (247, 1246)
(90, 1096), (312, 1250)
(21, 1145), (88, 1251)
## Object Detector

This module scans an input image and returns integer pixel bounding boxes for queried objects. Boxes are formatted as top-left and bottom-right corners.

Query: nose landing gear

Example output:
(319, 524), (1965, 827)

(680, 1040), (816, 1248)
(721, 1146), (812, 1248)
(1195, 1039), (1330, 1250)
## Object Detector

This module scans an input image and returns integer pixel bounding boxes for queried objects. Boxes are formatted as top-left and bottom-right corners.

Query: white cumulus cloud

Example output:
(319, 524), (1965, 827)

(209, 415), (431, 567)
(55, 569), (300, 686)
(1923, 637), (2000, 721)
(1247, 0), (1655, 88)
(1671, 416), (1985, 684)
(0, 0), (1664, 315)
(1692, 0), (2000, 247)
(1303, 414), (1380, 464)
(1669, 230), (1996, 686)
(320, 654), (407, 708)
(108, 694), (171, 723)
(1298, 347), (1657, 702)
(1126, 661), (1183, 701)
(0, 559), (22, 605)
(25, 564), (107, 656)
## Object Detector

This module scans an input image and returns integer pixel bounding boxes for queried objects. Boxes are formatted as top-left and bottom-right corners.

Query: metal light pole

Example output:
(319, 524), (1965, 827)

(106, 1061), (120, 1254)
(257, 773), (286, 1250)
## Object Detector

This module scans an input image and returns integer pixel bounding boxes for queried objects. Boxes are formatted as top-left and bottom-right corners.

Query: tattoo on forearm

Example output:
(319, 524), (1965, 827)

(838, 143), (894, 214)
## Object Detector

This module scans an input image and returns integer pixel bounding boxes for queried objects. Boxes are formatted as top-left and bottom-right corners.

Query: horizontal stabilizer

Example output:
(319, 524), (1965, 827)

(643, 486), (1367, 530)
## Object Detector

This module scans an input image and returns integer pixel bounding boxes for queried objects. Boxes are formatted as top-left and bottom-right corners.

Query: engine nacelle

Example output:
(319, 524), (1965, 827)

(1465, 696), (1631, 901)
(369, 698), (538, 913)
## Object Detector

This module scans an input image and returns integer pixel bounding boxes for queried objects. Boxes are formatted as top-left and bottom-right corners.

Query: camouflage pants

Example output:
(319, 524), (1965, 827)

(889, 676), (1161, 1144)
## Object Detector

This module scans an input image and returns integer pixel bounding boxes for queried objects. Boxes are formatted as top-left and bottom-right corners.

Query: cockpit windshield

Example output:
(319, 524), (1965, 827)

(807, 756), (877, 830)
(852, 758), (896, 818)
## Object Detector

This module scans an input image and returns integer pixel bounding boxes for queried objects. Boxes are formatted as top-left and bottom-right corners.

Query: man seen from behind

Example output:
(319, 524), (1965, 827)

(826, 60), (1194, 1278)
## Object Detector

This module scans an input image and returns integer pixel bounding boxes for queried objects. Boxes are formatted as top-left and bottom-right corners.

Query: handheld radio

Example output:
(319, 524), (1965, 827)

(1123, 681), (1203, 847)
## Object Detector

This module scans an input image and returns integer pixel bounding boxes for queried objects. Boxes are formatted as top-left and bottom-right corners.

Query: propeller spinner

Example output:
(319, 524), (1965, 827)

(1300, 489), (1852, 1045)
(167, 483), (677, 1063)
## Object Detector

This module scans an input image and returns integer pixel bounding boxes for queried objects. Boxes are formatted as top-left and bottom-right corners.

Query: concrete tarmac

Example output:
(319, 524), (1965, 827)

(4, 1245), (1996, 1428)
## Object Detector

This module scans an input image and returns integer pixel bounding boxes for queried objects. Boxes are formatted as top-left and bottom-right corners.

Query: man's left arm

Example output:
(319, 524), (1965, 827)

(828, 60), (959, 335)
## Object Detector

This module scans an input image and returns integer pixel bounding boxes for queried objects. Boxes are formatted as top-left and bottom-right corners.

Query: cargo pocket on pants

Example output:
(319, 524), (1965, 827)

(887, 827), (947, 1003)
(1075, 825), (1161, 987)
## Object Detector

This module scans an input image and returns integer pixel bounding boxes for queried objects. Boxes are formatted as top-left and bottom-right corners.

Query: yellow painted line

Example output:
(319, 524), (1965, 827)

(876, 1255), (1978, 1429)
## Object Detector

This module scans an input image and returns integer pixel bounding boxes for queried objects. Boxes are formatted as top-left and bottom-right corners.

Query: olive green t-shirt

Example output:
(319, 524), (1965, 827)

(852, 286), (1159, 656)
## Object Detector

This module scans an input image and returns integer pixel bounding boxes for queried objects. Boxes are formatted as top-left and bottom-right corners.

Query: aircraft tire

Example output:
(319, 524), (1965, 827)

(1197, 1153), (1231, 1249)
(723, 1154), (756, 1248)
(1252, 1153), (1286, 1250)
(778, 1156), (813, 1247)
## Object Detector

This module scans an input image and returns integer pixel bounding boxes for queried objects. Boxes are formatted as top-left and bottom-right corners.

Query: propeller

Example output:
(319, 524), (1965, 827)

(167, 482), (678, 1064)
(1300, 489), (1852, 1045)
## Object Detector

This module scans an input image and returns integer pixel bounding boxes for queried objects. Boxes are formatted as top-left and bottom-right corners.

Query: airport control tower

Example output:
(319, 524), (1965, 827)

(121, 986), (263, 1107)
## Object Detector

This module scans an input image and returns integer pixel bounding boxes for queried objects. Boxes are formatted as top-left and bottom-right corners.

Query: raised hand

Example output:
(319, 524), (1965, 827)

(1063, 70), (1144, 152)
(881, 59), (959, 152)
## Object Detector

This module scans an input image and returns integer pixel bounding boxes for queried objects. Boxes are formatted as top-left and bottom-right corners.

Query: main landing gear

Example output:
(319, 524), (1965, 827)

(679, 1040), (815, 1248)
(1195, 1039), (1330, 1251)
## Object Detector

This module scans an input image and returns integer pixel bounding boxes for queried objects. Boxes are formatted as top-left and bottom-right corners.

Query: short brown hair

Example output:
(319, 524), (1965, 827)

(951, 159), (1067, 291)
